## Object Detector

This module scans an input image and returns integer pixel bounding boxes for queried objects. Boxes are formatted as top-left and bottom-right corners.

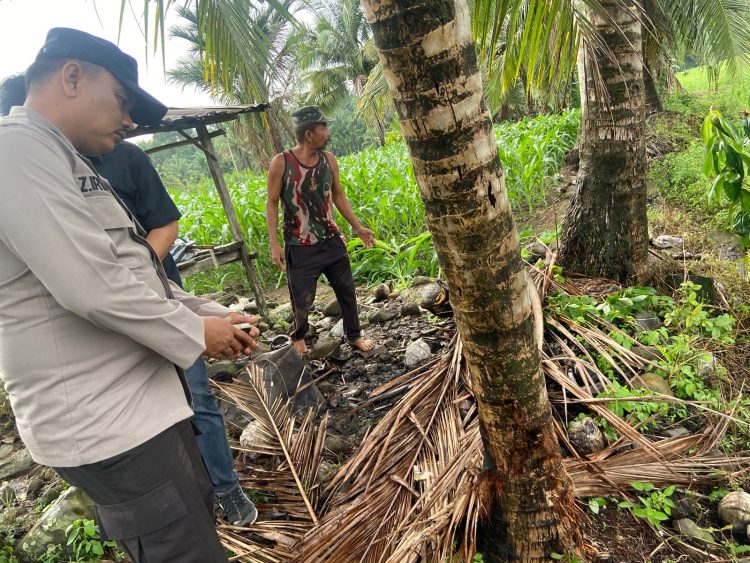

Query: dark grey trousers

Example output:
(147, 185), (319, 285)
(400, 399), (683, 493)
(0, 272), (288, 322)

(54, 420), (228, 563)
(286, 235), (361, 342)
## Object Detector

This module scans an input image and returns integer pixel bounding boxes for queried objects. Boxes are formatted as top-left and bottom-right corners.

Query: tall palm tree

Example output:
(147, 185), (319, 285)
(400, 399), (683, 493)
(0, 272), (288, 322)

(472, 0), (750, 280)
(295, 0), (385, 144)
(359, 0), (583, 558)
(167, 0), (301, 168)
(557, 0), (650, 281)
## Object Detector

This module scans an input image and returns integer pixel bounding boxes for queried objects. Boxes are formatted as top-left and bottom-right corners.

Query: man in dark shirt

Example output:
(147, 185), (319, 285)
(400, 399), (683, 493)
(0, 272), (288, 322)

(90, 142), (258, 528)
(0, 73), (25, 116)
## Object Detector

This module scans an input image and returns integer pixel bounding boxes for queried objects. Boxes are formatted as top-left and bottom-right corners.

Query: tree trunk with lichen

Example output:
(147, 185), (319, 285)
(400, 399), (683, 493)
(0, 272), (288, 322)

(559, 0), (649, 282)
(359, 0), (582, 560)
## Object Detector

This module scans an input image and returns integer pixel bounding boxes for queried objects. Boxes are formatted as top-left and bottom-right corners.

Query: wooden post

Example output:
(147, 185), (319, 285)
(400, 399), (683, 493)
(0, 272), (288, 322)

(196, 125), (268, 316)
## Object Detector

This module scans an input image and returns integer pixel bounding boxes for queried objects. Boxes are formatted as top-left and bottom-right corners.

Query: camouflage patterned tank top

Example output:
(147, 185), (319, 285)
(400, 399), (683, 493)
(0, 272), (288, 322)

(281, 149), (340, 245)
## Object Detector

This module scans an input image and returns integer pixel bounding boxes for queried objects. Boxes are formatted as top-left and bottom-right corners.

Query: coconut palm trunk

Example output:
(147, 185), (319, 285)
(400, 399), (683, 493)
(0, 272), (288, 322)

(558, 0), (649, 282)
(359, 0), (582, 559)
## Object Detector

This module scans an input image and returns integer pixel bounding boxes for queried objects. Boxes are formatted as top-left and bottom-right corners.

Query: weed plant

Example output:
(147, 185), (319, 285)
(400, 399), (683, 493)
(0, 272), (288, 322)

(549, 282), (740, 445)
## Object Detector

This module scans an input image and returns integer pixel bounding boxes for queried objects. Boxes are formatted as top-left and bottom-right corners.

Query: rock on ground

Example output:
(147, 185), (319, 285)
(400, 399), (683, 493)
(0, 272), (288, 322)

(405, 338), (432, 368)
(18, 487), (95, 561)
(568, 417), (606, 455)
(0, 448), (34, 480)
(719, 490), (750, 531)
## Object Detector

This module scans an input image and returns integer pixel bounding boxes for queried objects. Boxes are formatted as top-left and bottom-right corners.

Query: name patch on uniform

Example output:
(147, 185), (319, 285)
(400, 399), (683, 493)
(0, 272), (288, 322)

(78, 175), (107, 193)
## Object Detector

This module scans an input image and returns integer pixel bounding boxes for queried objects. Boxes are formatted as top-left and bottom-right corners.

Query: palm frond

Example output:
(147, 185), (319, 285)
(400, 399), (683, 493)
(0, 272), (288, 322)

(212, 365), (322, 524)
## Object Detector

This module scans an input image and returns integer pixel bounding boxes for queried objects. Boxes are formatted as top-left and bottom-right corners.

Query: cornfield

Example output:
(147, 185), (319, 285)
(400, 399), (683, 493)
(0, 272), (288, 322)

(171, 110), (580, 291)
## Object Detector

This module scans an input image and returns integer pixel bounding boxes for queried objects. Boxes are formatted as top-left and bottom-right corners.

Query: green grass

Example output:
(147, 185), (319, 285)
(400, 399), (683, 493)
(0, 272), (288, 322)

(666, 66), (750, 119)
(648, 66), (749, 230)
(172, 110), (580, 293)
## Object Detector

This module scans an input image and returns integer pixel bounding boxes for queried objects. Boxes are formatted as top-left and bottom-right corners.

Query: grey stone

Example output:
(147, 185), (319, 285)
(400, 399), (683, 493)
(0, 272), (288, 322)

(698, 354), (716, 378)
(268, 303), (293, 325)
(411, 276), (433, 287)
(665, 426), (690, 439)
(568, 417), (606, 455)
(370, 306), (400, 324)
(18, 487), (95, 561)
(243, 300), (260, 314)
(633, 372), (674, 397)
(330, 319), (346, 339)
(633, 311), (663, 332)
(525, 241), (548, 260)
(632, 345), (666, 363)
(674, 518), (714, 545)
(405, 338), (432, 368)
(39, 487), (62, 508)
(324, 435), (346, 456)
(0, 443), (14, 459)
(324, 299), (342, 318)
(206, 360), (239, 379)
(0, 448), (34, 480)
(372, 283), (391, 302)
(26, 477), (44, 499)
(312, 338), (341, 360)
(400, 302), (422, 317)
(719, 490), (750, 531)
(653, 235), (684, 249)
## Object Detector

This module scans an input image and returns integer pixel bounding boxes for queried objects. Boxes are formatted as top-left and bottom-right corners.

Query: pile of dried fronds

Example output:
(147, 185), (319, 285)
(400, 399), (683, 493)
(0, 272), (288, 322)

(215, 265), (749, 562)
(212, 365), (326, 562)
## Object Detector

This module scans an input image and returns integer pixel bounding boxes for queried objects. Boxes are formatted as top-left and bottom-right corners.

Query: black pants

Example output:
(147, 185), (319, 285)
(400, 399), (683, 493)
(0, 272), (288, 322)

(54, 421), (227, 563)
(286, 236), (361, 342)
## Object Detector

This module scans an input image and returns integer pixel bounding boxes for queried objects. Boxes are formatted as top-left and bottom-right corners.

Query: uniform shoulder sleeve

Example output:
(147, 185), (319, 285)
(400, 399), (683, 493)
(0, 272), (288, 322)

(0, 127), (205, 368)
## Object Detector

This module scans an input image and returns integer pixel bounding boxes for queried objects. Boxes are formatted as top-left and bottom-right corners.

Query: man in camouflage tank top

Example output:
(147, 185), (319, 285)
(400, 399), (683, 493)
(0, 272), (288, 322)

(266, 106), (376, 356)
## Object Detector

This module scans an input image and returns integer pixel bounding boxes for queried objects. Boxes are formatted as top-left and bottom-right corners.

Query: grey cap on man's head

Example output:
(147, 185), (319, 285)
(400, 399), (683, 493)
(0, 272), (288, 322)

(34, 27), (167, 125)
(292, 105), (333, 129)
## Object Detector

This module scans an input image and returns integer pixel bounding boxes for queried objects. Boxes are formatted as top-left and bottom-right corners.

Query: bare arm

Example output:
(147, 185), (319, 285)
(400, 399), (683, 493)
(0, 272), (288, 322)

(145, 220), (178, 260)
(328, 153), (375, 247)
(266, 154), (286, 270)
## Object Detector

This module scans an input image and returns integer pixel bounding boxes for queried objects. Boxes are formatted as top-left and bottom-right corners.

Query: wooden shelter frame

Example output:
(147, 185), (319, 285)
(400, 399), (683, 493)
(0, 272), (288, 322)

(128, 105), (269, 315)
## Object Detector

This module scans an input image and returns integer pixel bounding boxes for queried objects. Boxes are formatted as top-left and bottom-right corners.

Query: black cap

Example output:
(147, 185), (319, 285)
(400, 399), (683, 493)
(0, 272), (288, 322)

(34, 27), (167, 125)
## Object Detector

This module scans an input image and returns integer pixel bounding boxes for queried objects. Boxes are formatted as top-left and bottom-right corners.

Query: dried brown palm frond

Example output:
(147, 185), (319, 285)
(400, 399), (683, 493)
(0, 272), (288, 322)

(298, 290), (745, 561)
(210, 364), (327, 559)
(293, 336), (482, 563)
(232, 268), (745, 562)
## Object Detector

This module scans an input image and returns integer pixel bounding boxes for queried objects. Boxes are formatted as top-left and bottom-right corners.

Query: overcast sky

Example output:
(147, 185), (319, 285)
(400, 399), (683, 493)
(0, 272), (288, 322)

(0, 0), (215, 107)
